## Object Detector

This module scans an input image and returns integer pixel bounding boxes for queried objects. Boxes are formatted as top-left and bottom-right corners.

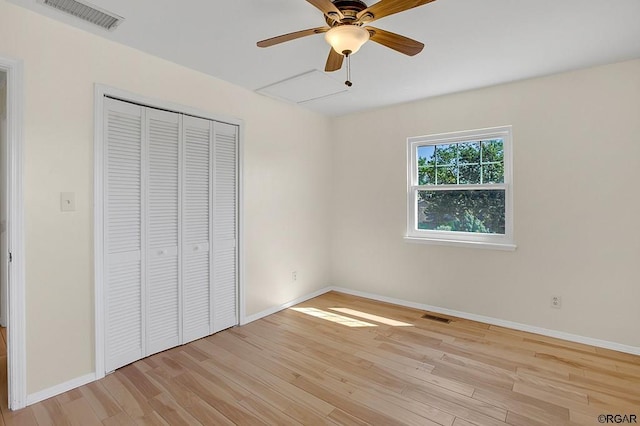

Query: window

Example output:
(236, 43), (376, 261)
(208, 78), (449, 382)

(406, 126), (515, 250)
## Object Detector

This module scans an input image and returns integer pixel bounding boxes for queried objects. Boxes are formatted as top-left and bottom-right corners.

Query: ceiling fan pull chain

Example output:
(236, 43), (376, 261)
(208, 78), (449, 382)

(345, 53), (353, 87)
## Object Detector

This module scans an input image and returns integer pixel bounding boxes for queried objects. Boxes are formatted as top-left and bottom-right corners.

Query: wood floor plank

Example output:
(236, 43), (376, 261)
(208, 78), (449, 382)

(142, 364), (235, 425)
(117, 365), (162, 401)
(323, 367), (455, 426)
(132, 411), (169, 426)
(146, 392), (202, 426)
(2, 407), (38, 426)
(505, 410), (551, 426)
(101, 412), (135, 426)
(511, 382), (603, 418)
(100, 373), (156, 420)
(291, 375), (408, 426)
(172, 372), (267, 425)
(200, 355), (331, 425)
(30, 398), (70, 426)
(79, 382), (123, 421)
(60, 398), (103, 426)
(402, 384), (509, 426)
(472, 385), (570, 425)
(194, 339), (336, 418)
(453, 418), (481, 426)
(0, 293), (638, 425)
(326, 408), (368, 426)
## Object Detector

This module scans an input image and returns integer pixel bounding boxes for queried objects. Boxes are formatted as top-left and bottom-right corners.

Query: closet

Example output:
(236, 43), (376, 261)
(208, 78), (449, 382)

(103, 97), (238, 372)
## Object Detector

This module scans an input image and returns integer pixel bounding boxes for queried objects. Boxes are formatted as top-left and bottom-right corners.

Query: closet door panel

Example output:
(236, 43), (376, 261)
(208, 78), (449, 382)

(146, 109), (181, 355)
(104, 98), (144, 371)
(212, 122), (238, 333)
(182, 116), (212, 342)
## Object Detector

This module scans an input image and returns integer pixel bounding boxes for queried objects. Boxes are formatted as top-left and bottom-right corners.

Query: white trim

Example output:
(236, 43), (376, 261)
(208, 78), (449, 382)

(403, 236), (516, 251)
(330, 286), (640, 356)
(240, 287), (334, 325)
(0, 56), (27, 410)
(93, 85), (106, 380)
(94, 84), (244, 378)
(237, 122), (246, 326)
(26, 373), (96, 406)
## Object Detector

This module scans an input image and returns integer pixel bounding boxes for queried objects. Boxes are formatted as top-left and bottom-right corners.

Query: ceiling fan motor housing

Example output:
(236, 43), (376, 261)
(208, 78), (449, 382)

(326, 0), (369, 25)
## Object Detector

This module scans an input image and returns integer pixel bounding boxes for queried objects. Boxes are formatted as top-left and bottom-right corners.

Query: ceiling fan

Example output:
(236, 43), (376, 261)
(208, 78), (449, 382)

(257, 0), (436, 85)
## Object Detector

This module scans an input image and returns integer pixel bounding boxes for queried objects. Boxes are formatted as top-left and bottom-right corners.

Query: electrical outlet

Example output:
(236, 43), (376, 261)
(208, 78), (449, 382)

(292, 271), (297, 282)
(551, 296), (562, 309)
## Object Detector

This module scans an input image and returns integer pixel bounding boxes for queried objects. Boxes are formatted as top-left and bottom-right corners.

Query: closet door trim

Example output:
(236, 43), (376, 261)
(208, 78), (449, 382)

(94, 84), (243, 378)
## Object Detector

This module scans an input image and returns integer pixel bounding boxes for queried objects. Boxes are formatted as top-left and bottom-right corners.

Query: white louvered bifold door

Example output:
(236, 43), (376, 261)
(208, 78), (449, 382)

(182, 116), (212, 342)
(103, 98), (239, 372)
(145, 109), (182, 355)
(212, 122), (238, 333)
(104, 98), (145, 372)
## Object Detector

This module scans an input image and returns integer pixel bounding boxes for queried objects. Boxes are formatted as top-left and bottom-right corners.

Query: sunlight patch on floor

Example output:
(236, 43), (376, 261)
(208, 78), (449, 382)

(290, 307), (377, 327)
(329, 307), (414, 327)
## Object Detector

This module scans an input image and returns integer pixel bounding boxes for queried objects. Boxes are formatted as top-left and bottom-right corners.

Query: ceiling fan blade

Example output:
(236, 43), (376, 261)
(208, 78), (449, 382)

(367, 27), (424, 56)
(325, 48), (344, 72)
(257, 26), (330, 48)
(357, 0), (436, 23)
(307, 0), (344, 21)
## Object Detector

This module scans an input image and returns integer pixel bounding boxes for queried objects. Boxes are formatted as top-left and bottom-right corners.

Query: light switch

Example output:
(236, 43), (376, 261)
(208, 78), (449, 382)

(60, 192), (76, 212)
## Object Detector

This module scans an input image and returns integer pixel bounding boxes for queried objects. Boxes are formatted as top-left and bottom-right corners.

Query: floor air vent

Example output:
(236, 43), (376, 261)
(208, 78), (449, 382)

(421, 313), (451, 324)
(39, 0), (124, 30)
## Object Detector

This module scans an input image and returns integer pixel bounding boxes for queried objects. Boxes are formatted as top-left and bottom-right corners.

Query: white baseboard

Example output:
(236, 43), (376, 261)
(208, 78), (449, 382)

(240, 286), (334, 325)
(26, 372), (96, 406)
(330, 286), (640, 356)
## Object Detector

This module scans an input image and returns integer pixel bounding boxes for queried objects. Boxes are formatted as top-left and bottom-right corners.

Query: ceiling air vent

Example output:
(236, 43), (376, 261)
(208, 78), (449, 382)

(39, 0), (124, 31)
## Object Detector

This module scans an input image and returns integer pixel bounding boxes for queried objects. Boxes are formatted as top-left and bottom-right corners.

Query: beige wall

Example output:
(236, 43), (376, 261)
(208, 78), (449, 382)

(0, 1), (332, 394)
(331, 59), (640, 348)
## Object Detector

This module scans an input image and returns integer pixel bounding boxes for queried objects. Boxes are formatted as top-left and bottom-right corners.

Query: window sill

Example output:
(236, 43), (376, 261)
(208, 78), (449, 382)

(404, 236), (517, 251)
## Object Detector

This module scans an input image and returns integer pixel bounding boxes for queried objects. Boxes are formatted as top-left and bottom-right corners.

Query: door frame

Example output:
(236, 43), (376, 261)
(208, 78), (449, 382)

(0, 56), (27, 410)
(93, 84), (244, 378)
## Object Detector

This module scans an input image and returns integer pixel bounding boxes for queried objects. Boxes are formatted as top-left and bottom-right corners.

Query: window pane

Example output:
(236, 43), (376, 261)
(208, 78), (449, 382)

(417, 145), (435, 162)
(436, 166), (457, 185)
(482, 163), (504, 183)
(459, 164), (480, 184)
(482, 139), (504, 163)
(417, 190), (505, 234)
(459, 142), (480, 164)
(417, 145), (436, 185)
(418, 166), (435, 185)
(436, 144), (457, 167)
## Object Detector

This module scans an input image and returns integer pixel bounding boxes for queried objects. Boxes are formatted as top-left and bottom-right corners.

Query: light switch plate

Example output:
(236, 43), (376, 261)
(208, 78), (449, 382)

(60, 192), (76, 212)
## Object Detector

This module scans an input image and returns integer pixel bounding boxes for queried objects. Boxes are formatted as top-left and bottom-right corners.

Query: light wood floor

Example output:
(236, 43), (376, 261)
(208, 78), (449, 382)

(0, 292), (639, 425)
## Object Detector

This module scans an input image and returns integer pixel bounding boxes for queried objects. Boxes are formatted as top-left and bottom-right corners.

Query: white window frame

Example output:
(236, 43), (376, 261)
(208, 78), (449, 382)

(405, 125), (515, 250)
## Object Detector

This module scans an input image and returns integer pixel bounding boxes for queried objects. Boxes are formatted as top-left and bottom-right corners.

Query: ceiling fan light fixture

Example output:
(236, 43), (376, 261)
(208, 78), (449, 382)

(325, 25), (370, 56)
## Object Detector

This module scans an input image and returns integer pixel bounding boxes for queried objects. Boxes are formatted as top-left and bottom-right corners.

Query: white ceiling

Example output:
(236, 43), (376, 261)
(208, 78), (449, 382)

(9, 0), (640, 116)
